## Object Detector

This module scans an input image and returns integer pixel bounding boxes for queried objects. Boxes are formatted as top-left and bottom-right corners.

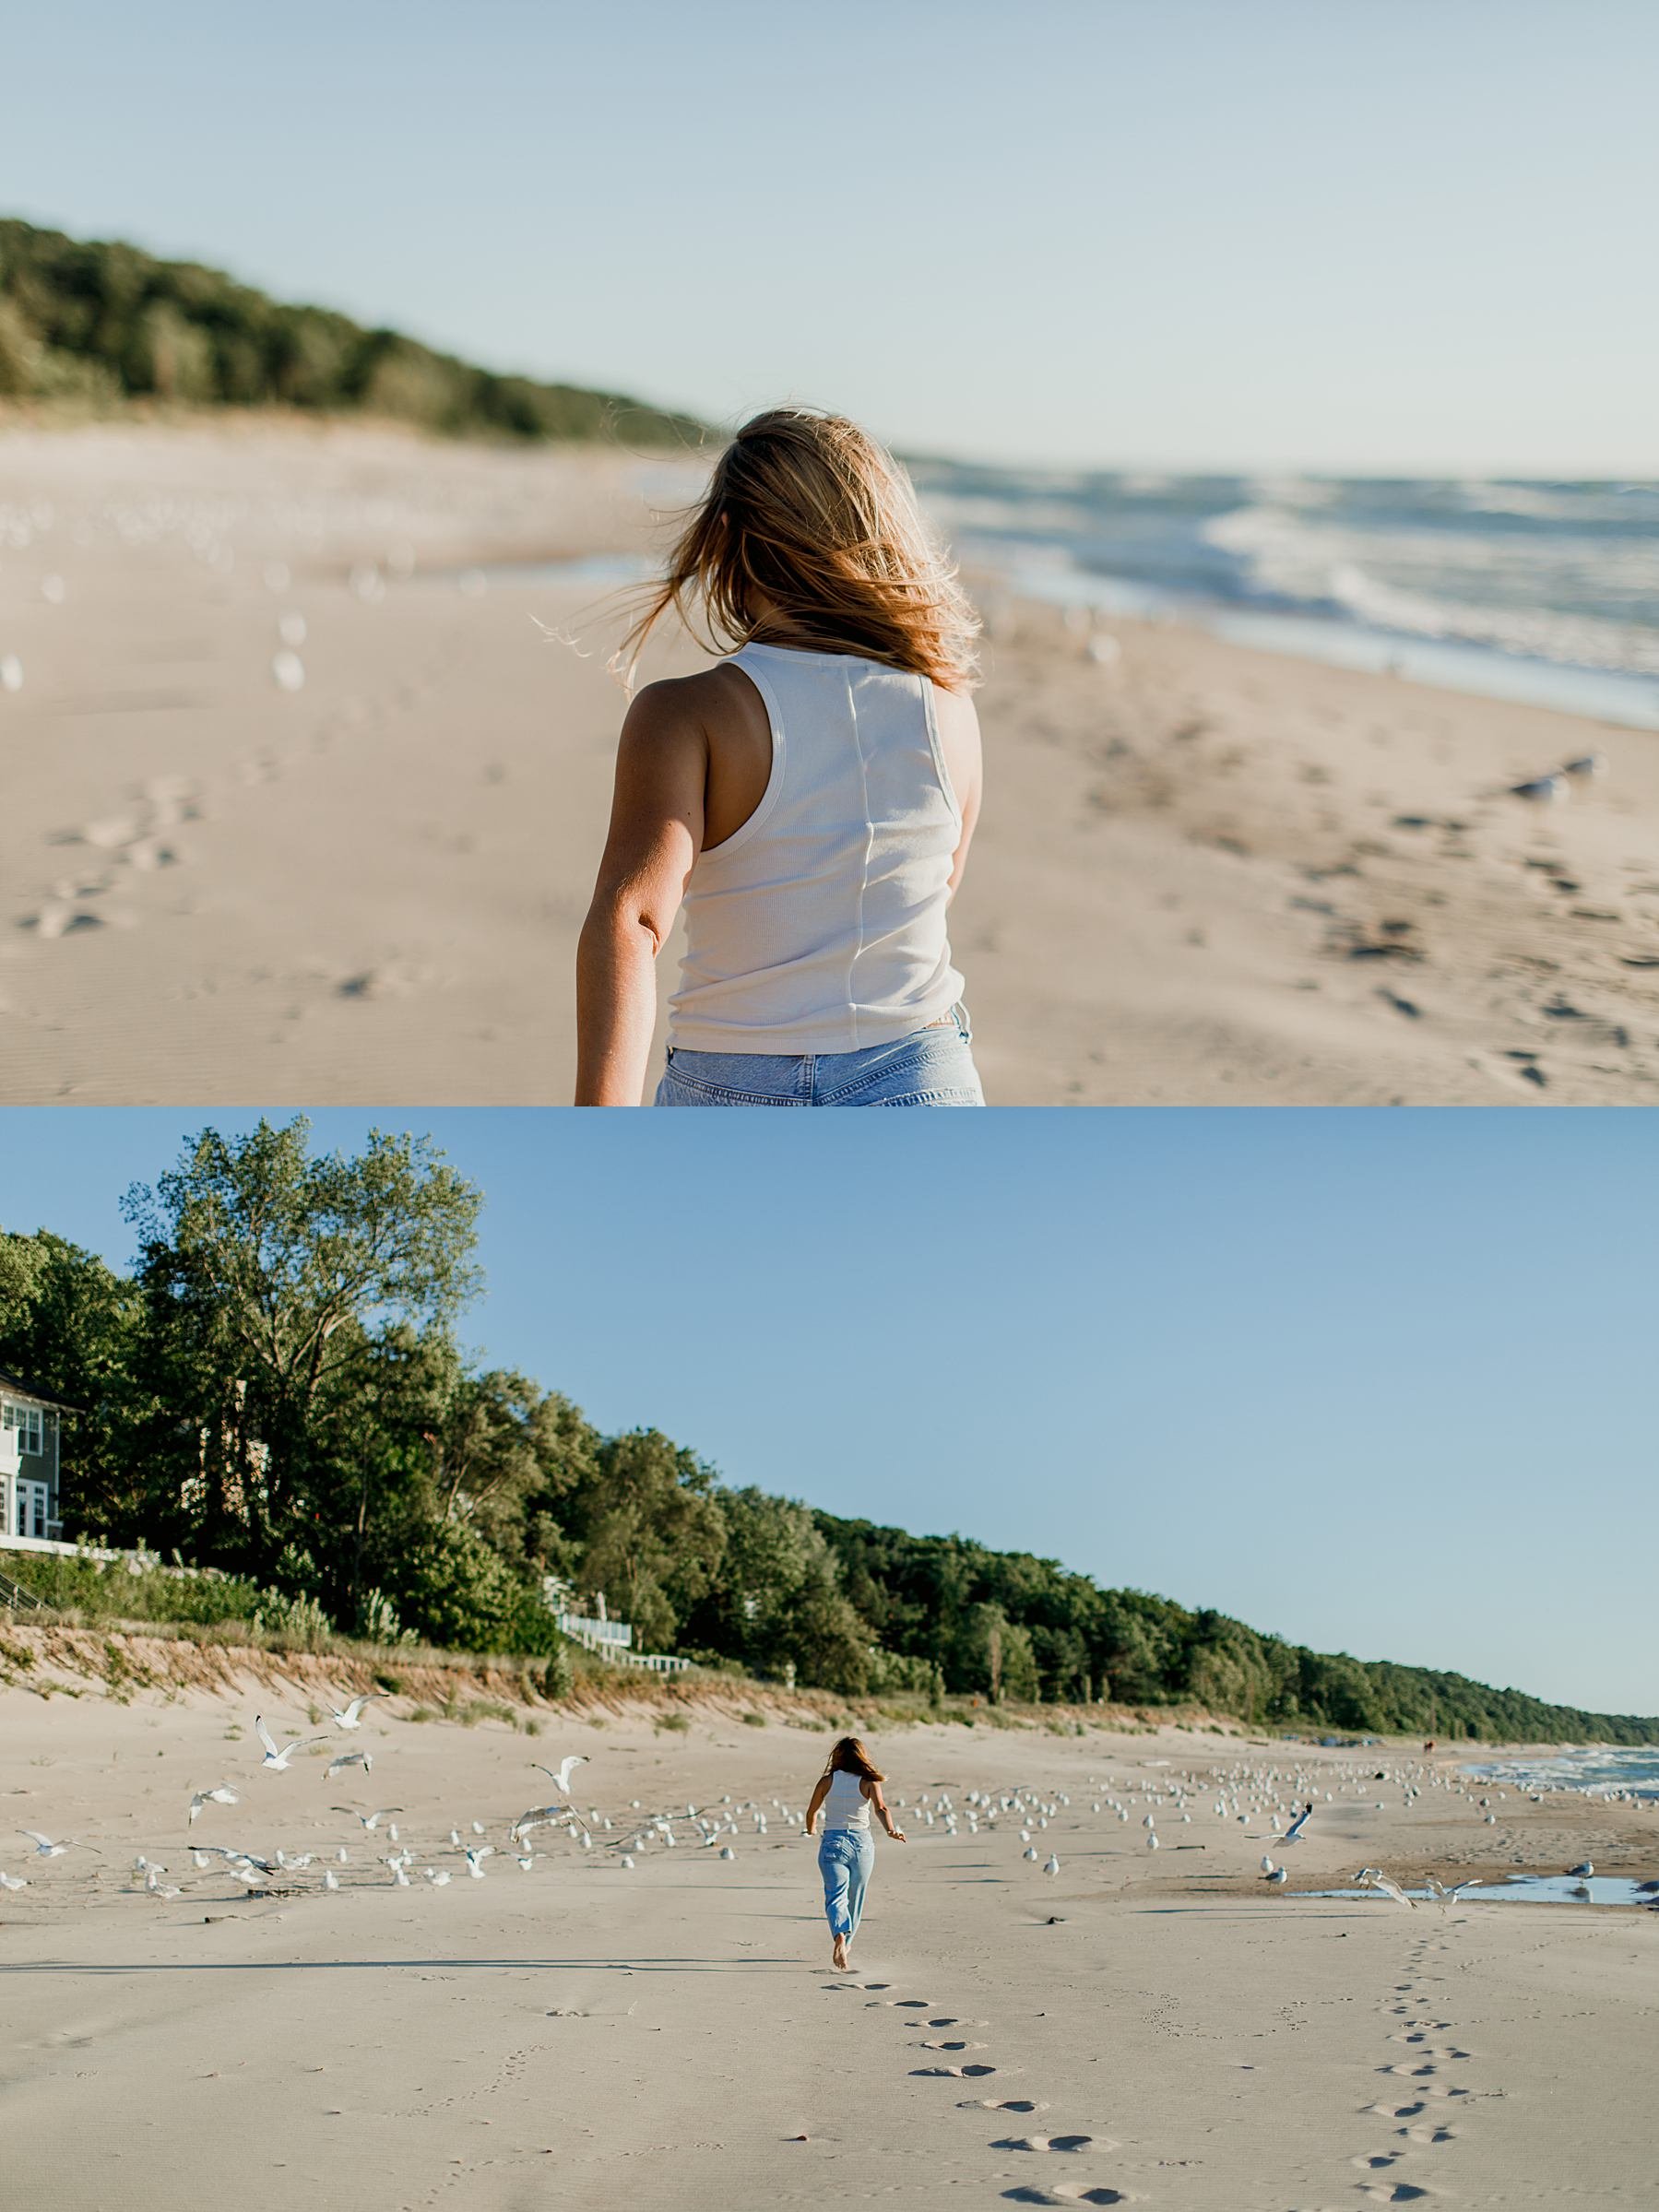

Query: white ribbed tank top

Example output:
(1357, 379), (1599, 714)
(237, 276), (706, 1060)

(668, 642), (966, 1054)
(821, 1769), (871, 1831)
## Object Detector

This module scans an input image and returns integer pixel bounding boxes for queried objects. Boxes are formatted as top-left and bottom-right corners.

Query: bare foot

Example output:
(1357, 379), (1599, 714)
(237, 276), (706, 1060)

(832, 1935), (847, 1970)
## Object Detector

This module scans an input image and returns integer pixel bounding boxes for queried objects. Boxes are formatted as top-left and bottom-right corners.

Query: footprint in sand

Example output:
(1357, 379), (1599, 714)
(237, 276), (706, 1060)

(1001, 2188), (1135, 2206)
(962, 2098), (1049, 2113)
(23, 904), (107, 940)
(993, 2134), (1110, 2155)
(919, 2038), (987, 2052)
(912, 2062), (998, 2077)
(1355, 2185), (1446, 2204)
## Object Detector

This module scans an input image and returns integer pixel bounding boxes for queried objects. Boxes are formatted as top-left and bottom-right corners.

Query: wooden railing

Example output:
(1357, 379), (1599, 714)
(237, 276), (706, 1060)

(0, 1567), (45, 1613)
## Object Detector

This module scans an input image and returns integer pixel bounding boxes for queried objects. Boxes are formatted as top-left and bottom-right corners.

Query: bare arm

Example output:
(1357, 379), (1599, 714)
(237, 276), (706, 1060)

(575, 682), (706, 1106)
(937, 687), (983, 903)
(804, 1776), (831, 1837)
(865, 1780), (907, 1841)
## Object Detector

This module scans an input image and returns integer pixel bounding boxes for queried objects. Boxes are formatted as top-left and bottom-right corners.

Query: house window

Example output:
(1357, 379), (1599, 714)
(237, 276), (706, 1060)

(2, 1402), (44, 1456)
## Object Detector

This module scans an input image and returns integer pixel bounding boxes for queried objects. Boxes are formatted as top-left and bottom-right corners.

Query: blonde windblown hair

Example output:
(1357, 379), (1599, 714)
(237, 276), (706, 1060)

(615, 408), (980, 693)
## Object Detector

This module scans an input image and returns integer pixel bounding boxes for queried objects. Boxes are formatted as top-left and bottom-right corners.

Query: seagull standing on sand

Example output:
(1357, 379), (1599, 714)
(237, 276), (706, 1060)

(255, 1716), (330, 1770)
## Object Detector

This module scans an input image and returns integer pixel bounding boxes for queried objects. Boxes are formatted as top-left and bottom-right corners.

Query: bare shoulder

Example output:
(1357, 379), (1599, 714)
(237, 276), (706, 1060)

(621, 668), (729, 738)
(929, 680), (983, 803)
(930, 680), (981, 737)
(629, 665), (756, 725)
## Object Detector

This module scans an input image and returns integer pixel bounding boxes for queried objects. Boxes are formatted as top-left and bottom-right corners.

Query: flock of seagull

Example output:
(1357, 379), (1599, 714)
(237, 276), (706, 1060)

(3, 1718), (1646, 1913)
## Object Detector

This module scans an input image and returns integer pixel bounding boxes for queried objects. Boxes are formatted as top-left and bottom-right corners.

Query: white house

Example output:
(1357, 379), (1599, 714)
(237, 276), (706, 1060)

(0, 1365), (70, 1543)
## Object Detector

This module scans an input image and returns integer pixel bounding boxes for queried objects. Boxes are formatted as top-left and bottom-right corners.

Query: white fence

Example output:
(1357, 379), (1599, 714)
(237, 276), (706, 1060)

(557, 1619), (690, 1675)
(0, 1531), (140, 1565)
(556, 1612), (634, 1649)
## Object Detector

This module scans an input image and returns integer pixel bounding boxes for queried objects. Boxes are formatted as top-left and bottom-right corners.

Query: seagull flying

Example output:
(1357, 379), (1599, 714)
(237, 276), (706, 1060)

(19, 1831), (101, 1859)
(532, 1756), (589, 1798)
(515, 1798), (587, 1838)
(189, 1787), (240, 1824)
(255, 1716), (330, 1771)
(1359, 1870), (1416, 1909)
(1283, 1804), (1313, 1843)
(325, 1752), (373, 1780)
(327, 1694), (390, 1732)
(331, 1806), (405, 1831)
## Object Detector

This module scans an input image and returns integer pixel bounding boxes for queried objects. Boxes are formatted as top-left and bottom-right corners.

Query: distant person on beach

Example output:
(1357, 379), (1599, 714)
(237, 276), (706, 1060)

(804, 1735), (907, 1970)
(575, 408), (985, 1106)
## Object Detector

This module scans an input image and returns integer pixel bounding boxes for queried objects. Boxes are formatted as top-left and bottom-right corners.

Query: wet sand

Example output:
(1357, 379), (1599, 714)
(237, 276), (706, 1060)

(2, 418), (1656, 1105)
(1, 1654), (1654, 2211)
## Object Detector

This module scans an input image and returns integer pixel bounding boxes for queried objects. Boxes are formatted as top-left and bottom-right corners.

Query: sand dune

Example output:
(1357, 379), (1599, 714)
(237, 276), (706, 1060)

(2, 418), (1656, 1104)
(0, 1656), (1653, 2210)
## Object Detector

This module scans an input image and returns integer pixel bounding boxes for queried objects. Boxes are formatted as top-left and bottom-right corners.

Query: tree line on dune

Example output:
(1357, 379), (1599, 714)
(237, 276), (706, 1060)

(0, 217), (704, 445)
(1, 1118), (1651, 1745)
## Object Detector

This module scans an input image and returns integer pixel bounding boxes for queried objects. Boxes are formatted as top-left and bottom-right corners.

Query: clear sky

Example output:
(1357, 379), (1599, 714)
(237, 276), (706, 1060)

(6, 1), (1656, 474)
(1, 1106), (1653, 1718)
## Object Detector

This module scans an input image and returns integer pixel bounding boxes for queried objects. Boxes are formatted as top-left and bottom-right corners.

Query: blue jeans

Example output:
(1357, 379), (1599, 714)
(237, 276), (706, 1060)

(656, 1005), (984, 1108)
(818, 1828), (875, 1939)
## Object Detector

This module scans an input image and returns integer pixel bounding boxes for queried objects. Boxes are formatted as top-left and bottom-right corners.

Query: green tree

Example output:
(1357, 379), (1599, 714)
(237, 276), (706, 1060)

(561, 1428), (726, 1653)
(689, 1487), (875, 1692)
(122, 1118), (482, 1560)
(0, 1228), (149, 1538)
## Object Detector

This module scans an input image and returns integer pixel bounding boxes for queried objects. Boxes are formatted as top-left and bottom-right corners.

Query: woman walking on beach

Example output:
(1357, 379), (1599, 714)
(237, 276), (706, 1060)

(805, 1736), (907, 1970)
(575, 408), (985, 1107)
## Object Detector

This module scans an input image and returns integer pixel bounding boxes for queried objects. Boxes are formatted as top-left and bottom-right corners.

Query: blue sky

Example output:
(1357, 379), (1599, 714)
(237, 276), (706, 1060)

(6, 1), (1656, 473)
(1, 1106), (1653, 1717)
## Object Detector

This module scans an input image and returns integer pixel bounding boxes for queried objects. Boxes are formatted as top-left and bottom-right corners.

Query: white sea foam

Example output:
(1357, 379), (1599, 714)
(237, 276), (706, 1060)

(1463, 1747), (1659, 1800)
(1202, 503), (1659, 676)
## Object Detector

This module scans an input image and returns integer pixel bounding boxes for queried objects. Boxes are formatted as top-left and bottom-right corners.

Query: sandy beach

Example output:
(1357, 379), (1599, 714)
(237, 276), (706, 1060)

(0, 1636), (1654, 2211)
(3, 418), (1657, 1106)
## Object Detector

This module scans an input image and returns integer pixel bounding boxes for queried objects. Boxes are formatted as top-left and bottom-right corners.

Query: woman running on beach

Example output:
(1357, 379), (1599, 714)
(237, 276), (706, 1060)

(575, 407), (985, 1107)
(805, 1735), (907, 1970)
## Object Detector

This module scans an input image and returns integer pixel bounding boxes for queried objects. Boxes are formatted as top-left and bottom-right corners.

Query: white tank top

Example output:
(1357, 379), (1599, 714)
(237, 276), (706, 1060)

(821, 1768), (871, 1831)
(668, 642), (966, 1054)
